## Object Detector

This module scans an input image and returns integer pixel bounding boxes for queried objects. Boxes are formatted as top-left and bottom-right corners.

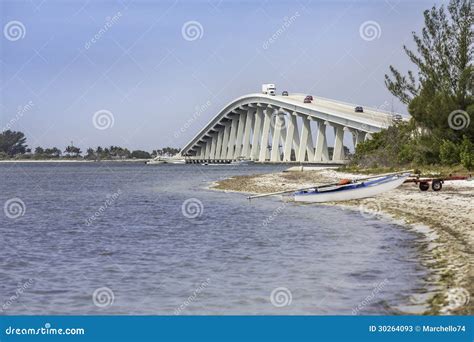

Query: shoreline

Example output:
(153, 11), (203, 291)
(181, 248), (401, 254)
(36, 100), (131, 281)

(0, 159), (149, 163)
(210, 168), (473, 315)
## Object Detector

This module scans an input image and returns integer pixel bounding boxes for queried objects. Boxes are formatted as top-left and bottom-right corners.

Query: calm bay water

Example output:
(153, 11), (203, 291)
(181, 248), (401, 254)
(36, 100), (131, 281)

(0, 162), (427, 315)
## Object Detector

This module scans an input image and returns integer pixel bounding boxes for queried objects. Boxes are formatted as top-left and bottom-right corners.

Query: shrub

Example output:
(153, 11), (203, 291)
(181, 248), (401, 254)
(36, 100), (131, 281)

(459, 136), (474, 170)
(439, 140), (460, 165)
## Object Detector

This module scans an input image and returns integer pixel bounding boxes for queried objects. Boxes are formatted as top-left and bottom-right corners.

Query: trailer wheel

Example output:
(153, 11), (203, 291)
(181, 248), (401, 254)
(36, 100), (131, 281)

(419, 182), (429, 191)
(432, 180), (442, 191)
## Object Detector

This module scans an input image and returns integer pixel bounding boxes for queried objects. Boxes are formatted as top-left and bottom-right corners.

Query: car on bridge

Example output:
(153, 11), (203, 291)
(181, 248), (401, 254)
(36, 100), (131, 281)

(392, 114), (403, 121)
(354, 106), (364, 113)
(306, 95), (313, 101)
(282, 91), (288, 96)
(304, 96), (312, 103)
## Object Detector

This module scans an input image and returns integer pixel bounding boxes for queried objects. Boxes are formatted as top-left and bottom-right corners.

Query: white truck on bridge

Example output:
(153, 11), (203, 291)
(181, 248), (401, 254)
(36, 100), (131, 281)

(261, 84), (276, 96)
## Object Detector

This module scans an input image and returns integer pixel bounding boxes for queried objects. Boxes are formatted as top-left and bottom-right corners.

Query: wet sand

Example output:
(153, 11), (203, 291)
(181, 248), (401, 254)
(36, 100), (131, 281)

(212, 168), (473, 315)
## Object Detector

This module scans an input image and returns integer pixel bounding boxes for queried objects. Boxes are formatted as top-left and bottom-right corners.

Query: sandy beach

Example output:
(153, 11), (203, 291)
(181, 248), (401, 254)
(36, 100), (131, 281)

(211, 167), (473, 315)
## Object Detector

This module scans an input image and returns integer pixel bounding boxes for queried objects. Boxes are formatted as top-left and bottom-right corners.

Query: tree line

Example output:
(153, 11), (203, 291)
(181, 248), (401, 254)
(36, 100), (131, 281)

(353, 0), (473, 170)
(0, 130), (180, 160)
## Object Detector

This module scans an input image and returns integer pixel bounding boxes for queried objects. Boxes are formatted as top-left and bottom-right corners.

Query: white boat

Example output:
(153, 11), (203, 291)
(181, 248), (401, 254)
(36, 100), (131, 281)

(167, 158), (186, 164)
(146, 159), (166, 165)
(146, 156), (186, 165)
(293, 173), (410, 203)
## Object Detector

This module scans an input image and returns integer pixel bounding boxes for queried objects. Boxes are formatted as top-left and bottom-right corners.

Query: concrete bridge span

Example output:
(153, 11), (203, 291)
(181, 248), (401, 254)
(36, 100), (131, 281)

(180, 93), (399, 163)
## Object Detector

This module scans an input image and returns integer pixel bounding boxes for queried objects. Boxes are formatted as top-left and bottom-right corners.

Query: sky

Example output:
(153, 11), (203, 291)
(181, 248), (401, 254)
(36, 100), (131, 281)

(0, 0), (448, 152)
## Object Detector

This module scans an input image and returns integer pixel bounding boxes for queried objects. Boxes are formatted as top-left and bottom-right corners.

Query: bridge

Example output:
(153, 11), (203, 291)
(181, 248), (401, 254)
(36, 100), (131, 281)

(179, 93), (400, 164)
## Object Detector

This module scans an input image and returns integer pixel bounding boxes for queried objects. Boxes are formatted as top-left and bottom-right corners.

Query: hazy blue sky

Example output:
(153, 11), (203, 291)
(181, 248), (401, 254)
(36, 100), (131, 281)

(1, 0), (447, 151)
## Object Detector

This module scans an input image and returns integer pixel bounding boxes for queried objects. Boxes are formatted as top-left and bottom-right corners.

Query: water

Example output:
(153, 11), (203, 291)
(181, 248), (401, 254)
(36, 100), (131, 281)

(0, 163), (427, 315)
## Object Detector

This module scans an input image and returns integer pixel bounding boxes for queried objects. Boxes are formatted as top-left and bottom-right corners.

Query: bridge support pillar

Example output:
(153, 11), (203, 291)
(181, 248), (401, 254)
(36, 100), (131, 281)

(280, 123), (287, 153)
(297, 115), (308, 162)
(241, 109), (254, 158)
(283, 113), (297, 161)
(251, 108), (263, 160)
(227, 116), (239, 159)
(270, 112), (284, 162)
(267, 121), (274, 161)
(292, 113), (300, 158)
(298, 115), (314, 162)
(220, 122), (231, 159)
(196, 143), (206, 158)
(314, 119), (329, 162)
(209, 133), (218, 159)
(215, 127), (224, 159)
(351, 130), (366, 149)
(234, 112), (247, 158)
(258, 107), (272, 162)
(332, 125), (345, 161)
(306, 119), (315, 161)
(204, 139), (211, 159)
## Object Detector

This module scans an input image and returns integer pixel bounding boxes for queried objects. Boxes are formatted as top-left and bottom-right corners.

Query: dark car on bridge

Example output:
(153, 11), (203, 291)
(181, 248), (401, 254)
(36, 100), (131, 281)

(304, 96), (312, 103)
(306, 95), (313, 100)
(393, 114), (403, 121)
(354, 106), (364, 113)
(282, 91), (288, 96)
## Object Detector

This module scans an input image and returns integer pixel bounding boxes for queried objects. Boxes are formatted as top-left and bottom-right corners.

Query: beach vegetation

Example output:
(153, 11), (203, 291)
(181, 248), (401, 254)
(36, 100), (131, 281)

(354, 0), (473, 170)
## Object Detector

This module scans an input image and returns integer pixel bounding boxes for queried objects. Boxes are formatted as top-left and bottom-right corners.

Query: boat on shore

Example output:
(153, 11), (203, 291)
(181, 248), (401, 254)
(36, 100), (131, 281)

(293, 173), (410, 203)
(247, 171), (412, 203)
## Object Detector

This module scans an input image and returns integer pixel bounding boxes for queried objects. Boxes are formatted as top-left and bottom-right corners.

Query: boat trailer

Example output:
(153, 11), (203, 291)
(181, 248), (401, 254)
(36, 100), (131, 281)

(404, 174), (472, 192)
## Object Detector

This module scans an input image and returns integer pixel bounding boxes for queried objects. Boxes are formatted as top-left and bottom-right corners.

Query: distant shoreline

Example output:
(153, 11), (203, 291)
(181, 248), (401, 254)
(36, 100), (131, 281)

(0, 159), (150, 163)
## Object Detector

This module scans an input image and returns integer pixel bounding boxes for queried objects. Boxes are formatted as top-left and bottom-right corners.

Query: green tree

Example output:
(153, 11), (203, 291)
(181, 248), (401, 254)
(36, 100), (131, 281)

(130, 150), (151, 159)
(34, 146), (45, 155)
(161, 147), (181, 156)
(355, 0), (473, 168)
(0, 130), (27, 156)
(109, 145), (131, 159)
(85, 148), (96, 160)
(45, 147), (61, 158)
(385, 0), (473, 143)
(64, 145), (82, 157)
